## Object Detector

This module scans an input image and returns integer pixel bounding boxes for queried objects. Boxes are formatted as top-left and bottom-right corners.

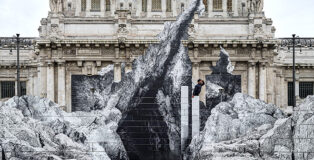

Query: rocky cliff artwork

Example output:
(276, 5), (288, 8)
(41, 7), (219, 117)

(1, 0), (314, 159)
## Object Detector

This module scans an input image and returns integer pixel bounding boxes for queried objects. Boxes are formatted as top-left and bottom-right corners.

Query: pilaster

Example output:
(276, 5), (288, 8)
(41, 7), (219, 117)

(114, 62), (122, 82)
(58, 61), (66, 110)
(248, 62), (256, 98)
(259, 62), (266, 101)
(47, 61), (55, 101)
(38, 62), (47, 98)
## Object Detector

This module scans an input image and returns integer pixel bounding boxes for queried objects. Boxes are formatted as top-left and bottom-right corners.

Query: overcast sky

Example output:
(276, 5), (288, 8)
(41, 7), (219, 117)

(0, 0), (313, 37)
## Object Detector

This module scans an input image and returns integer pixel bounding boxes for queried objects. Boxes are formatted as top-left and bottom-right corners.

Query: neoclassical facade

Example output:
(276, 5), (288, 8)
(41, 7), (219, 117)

(0, 0), (313, 112)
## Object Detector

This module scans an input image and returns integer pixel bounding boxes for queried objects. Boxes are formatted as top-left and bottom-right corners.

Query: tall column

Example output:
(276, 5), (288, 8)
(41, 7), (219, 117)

(27, 73), (34, 95)
(208, 0), (213, 16)
(192, 62), (200, 85)
(233, 0), (238, 16)
(259, 62), (266, 101)
(114, 62), (122, 82)
(58, 62), (66, 108)
(248, 62), (256, 98)
(161, 0), (166, 17)
(281, 75), (287, 107)
(275, 73), (283, 107)
(192, 96), (200, 138)
(47, 62), (55, 101)
(75, 0), (82, 16)
(100, 0), (105, 12)
(38, 62), (47, 98)
(180, 86), (189, 151)
(86, 0), (91, 12)
(136, 0), (142, 16)
(222, 0), (227, 15)
(147, 0), (152, 16)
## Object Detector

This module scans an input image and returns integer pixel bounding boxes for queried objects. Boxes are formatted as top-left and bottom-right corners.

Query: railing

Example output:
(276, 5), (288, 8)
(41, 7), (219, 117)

(0, 37), (36, 49)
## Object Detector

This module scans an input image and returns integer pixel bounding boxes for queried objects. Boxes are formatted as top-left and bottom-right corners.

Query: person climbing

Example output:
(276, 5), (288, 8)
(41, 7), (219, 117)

(192, 79), (204, 98)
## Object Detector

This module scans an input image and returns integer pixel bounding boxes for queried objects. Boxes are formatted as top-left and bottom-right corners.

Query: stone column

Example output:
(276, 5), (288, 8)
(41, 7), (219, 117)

(86, 0), (91, 12)
(192, 62), (200, 85)
(58, 61), (66, 108)
(248, 62), (256, 98)
(233, 0), (238, 16)
(180, 86), (189, 151)
(38, 62), (47, 98)
(192, 96), (200, 138)
(147, 0), (152, 16)
(161, 0), (166, 17)
(47, 62), (55, 101)
(281, 76), (287, 107)
(275, 73), (282, 107)
(75, 0), (81, 16)
(222, 0), (227, 14)
(114, 62), (122, 82)
(27, 74), (34, 95)
(136, 0), (142, 16)
(100, 0), (105, 12)
(208, 0), (213, 16)
(259, 62), (266, 101)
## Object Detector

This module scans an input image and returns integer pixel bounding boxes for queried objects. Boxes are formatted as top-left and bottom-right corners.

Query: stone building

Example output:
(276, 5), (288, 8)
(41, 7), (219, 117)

(0, 0), (313, 111)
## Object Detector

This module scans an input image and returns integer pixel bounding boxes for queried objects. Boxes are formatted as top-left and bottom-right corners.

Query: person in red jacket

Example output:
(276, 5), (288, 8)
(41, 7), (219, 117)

(192, 79), (204, 98)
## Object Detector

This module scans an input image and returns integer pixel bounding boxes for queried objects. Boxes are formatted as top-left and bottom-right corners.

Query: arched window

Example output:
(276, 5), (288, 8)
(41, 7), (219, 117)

(142, 0), (147, 12)
(227, 0), (232, 12)
(203, 0), (208, 12)
(91, 0), (100, 11)
(213, 0), (222, 11)
(166, 0), (172, 12)
(152, 0), (162, 12)
(81, 0), (86, 11)
(106, 0), (111, 11)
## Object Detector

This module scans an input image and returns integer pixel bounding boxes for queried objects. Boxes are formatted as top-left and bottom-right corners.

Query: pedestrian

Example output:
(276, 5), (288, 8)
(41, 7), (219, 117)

(192, 79), (204, 98)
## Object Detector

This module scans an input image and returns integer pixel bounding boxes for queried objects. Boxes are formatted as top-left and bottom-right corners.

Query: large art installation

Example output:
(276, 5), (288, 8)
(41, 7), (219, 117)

(1, 0), (314, 159)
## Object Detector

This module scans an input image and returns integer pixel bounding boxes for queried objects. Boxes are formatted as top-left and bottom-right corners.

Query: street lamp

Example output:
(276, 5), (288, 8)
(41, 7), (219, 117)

(16, 34), (21, 97)
(279, 36), (314, 108)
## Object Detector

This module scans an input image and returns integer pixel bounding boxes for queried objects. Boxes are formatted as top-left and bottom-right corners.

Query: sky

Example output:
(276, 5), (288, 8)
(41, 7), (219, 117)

(0, 0), (313, 38)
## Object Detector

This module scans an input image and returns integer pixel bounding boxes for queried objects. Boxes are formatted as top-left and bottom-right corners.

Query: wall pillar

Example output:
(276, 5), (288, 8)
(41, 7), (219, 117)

(275, 73), (282, 107)
(114, 62), (122, 82)
(86, 0), (91, 12)
(100, 0), (105, 12)
(58, 61), (66, 110)
(259, 62), (266, 101)
(47, 62), (55, 101)
(180, 86), (189, 151)
(232, 0), (238, 16)
(38, 62), (47, 98)
(147, 0), (152, 16)
(75, 0), (81, 16)
(192, 62), (200, 85)
(222, 0), (227, 16)
(161, 0), (166, 17)
(248, 62), (256, 98)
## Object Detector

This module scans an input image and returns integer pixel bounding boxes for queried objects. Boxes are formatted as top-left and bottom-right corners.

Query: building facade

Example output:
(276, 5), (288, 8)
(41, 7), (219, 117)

(0, 0), (313, 111)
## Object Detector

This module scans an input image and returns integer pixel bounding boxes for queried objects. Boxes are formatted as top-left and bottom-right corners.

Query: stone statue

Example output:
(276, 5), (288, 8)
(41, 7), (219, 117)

(49, 0), (64, 12)
(247, 0), (264, 13)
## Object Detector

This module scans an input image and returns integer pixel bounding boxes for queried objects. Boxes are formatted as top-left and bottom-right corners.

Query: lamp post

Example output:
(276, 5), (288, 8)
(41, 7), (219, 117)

(279, 36), (314, 108)
(16, 34), (21, 97)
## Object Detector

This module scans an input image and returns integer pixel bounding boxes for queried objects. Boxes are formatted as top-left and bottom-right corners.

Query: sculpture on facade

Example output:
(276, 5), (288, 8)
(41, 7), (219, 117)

(247, 0), (264, 13)
(49, 0), (64, 13)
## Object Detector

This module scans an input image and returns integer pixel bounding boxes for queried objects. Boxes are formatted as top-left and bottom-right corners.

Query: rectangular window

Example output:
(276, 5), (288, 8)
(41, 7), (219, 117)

(21, 81), (27, 96)
(213, 0), (222, 11)
(81, 0), (86, 11)
(142, 0), (147, 12)
(227, 0), (232, 12)
(299, 82), (313, 99)
(91, 0), (101, 11)
(106, 0), (111, 11)
(1, 81), (15, 98)
(166, 0), (172, 12)
(288, 82), (293, 106)
(152, 0), (162, 12)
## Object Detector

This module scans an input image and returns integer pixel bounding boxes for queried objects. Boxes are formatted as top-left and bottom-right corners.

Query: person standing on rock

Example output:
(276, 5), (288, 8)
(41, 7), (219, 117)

(192, 79), (204, 98)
